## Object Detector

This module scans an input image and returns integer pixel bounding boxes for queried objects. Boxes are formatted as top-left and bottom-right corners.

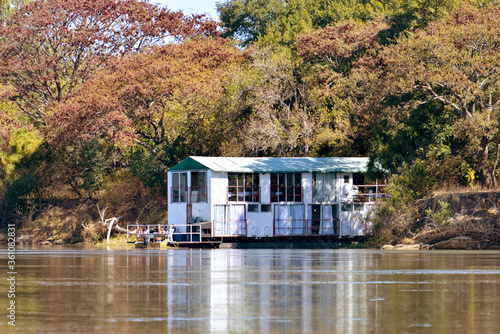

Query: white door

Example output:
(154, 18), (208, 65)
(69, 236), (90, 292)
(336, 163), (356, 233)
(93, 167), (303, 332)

(340, 174), (354, 237)
(340, 202), (353, 237)
(352, 203), (365, 236)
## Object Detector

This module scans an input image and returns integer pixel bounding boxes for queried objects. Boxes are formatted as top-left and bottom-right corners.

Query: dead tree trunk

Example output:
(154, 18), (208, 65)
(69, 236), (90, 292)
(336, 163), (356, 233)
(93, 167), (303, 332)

(91, 205), (141, 244)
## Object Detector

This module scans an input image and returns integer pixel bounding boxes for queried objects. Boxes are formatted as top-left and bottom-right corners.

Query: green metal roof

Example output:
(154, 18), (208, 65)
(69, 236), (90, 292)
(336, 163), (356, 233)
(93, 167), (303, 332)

(169, 156), (369, 173)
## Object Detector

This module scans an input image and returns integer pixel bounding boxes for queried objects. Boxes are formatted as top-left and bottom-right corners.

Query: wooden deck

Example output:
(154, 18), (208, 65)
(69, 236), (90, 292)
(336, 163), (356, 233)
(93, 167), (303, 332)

(134, 240), (221, 249)
(130, 222), (220, 248)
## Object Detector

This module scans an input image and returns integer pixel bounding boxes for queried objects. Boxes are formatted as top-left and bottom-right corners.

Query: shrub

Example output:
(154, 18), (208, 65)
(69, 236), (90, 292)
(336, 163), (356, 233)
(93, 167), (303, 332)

(82, 223), (107, 244)
(425, 200), (454, 227)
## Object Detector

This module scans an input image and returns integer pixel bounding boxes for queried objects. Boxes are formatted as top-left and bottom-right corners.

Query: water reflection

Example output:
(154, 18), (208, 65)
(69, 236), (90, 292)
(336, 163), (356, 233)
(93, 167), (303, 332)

(0, 247), (499, 333)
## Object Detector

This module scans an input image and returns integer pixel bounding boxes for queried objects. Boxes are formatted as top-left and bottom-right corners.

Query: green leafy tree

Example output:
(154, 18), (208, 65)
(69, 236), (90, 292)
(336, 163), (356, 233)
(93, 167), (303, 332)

(218, 45), (323, 156)
(379, 0), (461, 43)
(380, 5), (500, 187)
(0, 0), (30, 20)
(297, 19), (389, 156)
(217, 0), (285, 46)
(259, 0), (312, 47)
(369, 97), (460, 174)
(0, 128), (43, 177)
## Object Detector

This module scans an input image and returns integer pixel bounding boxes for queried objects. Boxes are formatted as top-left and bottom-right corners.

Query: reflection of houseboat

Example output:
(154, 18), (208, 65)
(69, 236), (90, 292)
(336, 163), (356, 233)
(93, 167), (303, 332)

(167, 157), (386, 247)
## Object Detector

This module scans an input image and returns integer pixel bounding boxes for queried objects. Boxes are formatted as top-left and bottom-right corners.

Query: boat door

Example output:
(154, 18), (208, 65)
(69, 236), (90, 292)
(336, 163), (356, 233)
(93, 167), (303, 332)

(341, 203), (353, 237)
(340, 174), (353, 237)
(310, 204), (321, 235)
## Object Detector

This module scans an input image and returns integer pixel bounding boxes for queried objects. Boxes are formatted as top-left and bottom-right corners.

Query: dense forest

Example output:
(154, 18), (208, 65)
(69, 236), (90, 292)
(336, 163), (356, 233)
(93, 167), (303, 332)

(1, 0), (499, 245)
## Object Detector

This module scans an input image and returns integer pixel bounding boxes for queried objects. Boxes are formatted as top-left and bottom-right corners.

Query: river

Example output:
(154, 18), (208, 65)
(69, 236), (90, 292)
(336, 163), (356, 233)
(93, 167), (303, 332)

(1, 246), (500, 333)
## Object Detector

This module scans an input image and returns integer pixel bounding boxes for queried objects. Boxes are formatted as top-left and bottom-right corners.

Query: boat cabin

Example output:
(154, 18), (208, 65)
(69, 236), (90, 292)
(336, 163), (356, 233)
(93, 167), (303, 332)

(167, 156), (385, 241)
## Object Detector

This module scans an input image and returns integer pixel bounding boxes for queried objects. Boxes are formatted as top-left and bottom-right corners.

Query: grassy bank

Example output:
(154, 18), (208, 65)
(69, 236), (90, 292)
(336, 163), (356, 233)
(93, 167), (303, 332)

(371, 189), (500, 249)
(4, 176), (168, 245)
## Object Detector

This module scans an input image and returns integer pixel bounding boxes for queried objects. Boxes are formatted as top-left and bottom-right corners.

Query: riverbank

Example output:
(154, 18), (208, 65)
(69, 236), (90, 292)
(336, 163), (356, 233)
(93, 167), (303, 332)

(377, 190), (500, 250)
(1, 189), (499, 250)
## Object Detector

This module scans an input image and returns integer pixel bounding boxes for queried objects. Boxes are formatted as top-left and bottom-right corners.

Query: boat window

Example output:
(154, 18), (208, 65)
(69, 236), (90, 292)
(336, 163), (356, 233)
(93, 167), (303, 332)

(271, 173), (302, 202)
(248, 204), (259, 212)
(261, 204), (271, 212)
(228, 173), (260, 202)
(172, 172), (188, 203)
(341, 203), (352, 212)
(354, 203), (364, 212)
(191, 171), (207, 203)
(313, 173), (336, 203)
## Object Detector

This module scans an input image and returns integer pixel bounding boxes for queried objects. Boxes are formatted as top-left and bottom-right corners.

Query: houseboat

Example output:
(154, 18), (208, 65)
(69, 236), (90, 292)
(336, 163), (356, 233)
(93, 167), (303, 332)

(165, 156), (385, 246)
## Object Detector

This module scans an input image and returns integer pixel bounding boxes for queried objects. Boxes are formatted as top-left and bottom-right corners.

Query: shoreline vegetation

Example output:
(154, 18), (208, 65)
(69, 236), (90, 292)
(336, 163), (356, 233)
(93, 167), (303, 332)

(372, 189), (500, 250)
(1, 187), (499, 250)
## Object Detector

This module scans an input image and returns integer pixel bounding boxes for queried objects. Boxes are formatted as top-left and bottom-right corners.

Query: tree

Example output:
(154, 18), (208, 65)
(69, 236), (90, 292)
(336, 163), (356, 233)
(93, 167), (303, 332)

(217, 0), (406, 47)
(0, 0), (218, 124)
(380, 5), (500, 187)
(220, 45), (320, 156)
(379, 0), (461, 43)
(0, 0), (30, 20)
(297, 19), (389, 156)
(217, 0), (285, 46)
(46, 37), (247, 167)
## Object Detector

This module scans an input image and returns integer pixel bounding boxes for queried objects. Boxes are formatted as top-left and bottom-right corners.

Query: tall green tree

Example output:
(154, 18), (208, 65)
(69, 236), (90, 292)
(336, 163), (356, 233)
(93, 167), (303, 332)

(379, 5), (500, 187)
(220, 45), (321, 156)
(217, 0), (285, 46)
(297, 19), (389, 156)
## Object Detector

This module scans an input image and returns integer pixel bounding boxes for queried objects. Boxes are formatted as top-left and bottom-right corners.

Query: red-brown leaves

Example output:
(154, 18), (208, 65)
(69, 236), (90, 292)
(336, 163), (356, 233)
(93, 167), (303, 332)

(297, 19), (389, 70)
(0, 0), (219, 123)
(45, 37), (245, 150)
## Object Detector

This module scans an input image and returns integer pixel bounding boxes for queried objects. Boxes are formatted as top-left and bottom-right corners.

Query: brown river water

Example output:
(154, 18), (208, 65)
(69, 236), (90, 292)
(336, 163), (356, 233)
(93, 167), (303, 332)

(1, 246), (500, 333)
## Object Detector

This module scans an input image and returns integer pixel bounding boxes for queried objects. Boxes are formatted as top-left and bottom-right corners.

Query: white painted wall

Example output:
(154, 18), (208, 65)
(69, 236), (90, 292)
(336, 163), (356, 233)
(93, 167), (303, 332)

(168, 203), (187, 231)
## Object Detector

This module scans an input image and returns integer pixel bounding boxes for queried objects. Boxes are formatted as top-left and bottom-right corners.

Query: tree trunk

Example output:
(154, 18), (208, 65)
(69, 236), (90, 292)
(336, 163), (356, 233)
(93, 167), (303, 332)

(477, 136), (496, 188)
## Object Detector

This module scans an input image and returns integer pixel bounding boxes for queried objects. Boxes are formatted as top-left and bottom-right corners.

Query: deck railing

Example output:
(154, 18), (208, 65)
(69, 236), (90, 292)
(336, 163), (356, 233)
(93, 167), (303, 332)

(353, 184), (387, 202)
(126, 224), (206, 243)
(274, 218), (307, 236)
(126, 224), (169, 243)
(273, 218), (341, 237)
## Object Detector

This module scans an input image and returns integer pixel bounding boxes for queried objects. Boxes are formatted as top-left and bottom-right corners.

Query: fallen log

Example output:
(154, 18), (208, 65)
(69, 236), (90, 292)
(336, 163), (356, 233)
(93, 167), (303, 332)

(92, 205), (143, 243)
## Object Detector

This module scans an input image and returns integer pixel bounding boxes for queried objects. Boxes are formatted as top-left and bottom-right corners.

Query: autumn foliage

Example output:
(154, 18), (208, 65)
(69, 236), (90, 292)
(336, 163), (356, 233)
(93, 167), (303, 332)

(2, 0), (500, 227)
(0, 0), (218, 122)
